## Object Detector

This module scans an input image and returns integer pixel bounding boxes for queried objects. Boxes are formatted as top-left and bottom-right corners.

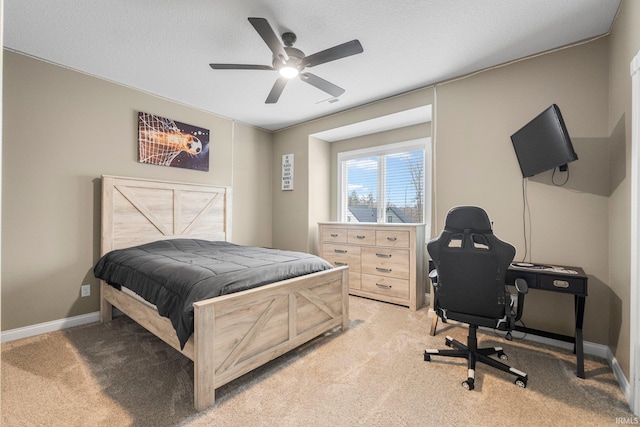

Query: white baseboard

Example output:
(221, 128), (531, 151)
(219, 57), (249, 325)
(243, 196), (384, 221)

(1, 312), (101, 343)
(1, 309), (128, 343)
(608, 346), (632, 406)
(512, 329), (609, 359)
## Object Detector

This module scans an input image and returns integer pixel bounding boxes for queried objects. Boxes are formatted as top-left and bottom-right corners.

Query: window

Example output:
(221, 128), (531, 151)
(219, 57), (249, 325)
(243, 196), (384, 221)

(337, 139), (431, 225)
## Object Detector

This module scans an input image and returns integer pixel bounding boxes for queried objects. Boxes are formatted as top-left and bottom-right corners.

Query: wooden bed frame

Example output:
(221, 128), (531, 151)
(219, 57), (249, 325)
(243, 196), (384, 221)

(98, 175), (349, 411)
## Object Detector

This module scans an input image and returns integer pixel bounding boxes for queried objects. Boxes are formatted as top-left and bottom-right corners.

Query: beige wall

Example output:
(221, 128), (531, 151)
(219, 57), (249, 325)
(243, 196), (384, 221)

(606, 0), (640, 380)
(231, 122), (274, 247)
(307, 136), (332, 255)
(1, 50), (273, 330)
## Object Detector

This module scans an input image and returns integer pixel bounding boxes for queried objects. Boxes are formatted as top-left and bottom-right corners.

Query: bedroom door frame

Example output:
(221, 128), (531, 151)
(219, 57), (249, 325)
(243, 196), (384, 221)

(630, 47), (640, 417)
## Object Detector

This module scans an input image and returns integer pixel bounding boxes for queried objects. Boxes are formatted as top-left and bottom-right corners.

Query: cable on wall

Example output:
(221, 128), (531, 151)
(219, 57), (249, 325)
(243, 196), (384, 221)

(551, 167), (570, 186)
(520, 177), (531, 262)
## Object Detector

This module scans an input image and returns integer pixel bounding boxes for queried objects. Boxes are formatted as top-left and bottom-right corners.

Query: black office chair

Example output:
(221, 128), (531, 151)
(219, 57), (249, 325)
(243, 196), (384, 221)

(424, 206), (529, 390)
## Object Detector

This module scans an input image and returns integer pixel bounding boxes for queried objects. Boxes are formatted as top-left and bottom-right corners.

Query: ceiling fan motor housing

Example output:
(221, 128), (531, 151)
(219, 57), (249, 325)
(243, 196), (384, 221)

(274, 46), (304, 72)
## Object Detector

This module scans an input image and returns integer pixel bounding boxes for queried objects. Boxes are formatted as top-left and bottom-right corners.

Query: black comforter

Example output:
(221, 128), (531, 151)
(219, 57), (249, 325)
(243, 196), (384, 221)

(93, 239), (333, 348)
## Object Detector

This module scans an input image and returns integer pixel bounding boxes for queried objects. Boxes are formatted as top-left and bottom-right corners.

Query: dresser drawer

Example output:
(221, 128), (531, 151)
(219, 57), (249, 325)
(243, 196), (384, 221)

(361, 247), (409, 279)
(376, 230), (410, 248)
(347, 229), (376, 245)
(538, 274), (587, 296)
(361, 274), (409, 299)
(322, 227), (347, 243)
(322, 244), (361, 272)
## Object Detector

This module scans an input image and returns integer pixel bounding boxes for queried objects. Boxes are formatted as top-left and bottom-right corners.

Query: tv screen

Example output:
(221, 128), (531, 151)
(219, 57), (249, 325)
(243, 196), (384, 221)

(510, 104), (578, 178)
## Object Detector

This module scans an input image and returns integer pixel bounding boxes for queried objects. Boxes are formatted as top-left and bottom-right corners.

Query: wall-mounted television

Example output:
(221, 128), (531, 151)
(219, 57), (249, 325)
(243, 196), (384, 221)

(510, 104), (578, 178)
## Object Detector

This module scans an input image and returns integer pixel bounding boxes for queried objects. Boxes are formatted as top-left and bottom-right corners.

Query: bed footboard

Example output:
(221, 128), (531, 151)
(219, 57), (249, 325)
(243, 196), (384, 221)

(193, 266), (349, 411)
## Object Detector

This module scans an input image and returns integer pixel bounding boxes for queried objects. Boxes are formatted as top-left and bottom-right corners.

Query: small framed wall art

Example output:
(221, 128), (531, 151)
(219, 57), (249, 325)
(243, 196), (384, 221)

(282, 153), (294, 190)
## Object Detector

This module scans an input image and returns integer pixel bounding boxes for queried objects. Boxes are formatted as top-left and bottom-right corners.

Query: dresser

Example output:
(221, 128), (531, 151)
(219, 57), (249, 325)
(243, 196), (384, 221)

(318, 222), (426, 310)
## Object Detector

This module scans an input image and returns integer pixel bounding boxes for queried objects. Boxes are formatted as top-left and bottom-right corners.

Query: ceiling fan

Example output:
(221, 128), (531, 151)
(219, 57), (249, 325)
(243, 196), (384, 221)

(210, 17), (363, 104)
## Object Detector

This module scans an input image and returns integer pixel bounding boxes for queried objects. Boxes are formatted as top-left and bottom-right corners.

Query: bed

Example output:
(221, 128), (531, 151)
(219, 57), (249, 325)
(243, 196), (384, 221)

(97, 175), (349, 411)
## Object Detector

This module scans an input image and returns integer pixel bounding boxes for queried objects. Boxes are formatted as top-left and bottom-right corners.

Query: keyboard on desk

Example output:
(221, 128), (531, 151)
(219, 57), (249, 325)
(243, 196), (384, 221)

(510, 262), (578, 275)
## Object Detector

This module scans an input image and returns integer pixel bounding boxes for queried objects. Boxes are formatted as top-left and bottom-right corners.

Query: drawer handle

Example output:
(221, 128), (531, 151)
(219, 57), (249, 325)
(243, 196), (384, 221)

(387, 237), (397, 242)
(376, 267), (392, 273)
(356, 235), (366, 239)
(376, 253), (392, 258)
(376, 283), (392, 289)
(553, 280), (570, 288)
(334, 261), (347, 266)
(334, 249), (347, 254)
(330, 233), (339, 237)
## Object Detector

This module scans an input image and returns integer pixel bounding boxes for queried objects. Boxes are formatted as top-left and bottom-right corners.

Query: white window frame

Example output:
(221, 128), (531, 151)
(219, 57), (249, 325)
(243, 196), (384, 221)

(337, 138), (432, 233)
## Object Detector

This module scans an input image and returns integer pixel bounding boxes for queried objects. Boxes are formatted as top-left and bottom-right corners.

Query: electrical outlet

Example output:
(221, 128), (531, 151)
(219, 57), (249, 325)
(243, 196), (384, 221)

(81, 284), (91, 297)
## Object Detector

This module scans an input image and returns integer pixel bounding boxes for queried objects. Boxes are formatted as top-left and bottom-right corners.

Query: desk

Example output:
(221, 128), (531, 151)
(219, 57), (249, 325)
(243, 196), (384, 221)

(505, 264), (588, 379)
(428, 261), (588, 379)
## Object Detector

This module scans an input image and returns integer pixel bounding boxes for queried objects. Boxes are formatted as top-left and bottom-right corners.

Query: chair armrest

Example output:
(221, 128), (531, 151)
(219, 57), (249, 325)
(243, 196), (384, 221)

(515, 278), (528, 294)
(429, 269), (438, 286)
(513, 278), (528, 321)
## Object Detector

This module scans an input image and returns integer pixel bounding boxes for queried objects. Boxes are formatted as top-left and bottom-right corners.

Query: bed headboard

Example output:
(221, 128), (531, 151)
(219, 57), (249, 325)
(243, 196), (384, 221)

(101, 175), (231, 254)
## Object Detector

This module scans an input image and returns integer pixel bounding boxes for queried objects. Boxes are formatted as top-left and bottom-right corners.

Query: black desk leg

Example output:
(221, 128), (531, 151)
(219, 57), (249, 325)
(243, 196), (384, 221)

(574, 295), (586, 379)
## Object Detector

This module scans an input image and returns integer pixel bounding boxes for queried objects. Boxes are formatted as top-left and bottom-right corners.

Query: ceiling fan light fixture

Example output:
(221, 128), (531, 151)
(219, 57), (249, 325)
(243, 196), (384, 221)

(279, 66), (299, 79)
(210, 18), (363, 103)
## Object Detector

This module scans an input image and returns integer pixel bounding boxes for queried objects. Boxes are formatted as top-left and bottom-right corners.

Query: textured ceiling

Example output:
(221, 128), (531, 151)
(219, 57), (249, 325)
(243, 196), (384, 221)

(4, 0), (621, 132)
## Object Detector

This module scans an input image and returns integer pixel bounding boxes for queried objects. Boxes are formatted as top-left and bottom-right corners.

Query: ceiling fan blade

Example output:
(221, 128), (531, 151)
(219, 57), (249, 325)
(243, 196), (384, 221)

(266, 77), (288, 104)
(209, 64), (274, 70)
(301, 40), (363, 68)
(248, 17), (289, 62)
(300, 73), (345, 98)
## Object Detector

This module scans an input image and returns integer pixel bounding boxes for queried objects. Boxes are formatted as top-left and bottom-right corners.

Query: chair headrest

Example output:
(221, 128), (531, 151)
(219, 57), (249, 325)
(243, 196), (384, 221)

(444, 206), (493, 234)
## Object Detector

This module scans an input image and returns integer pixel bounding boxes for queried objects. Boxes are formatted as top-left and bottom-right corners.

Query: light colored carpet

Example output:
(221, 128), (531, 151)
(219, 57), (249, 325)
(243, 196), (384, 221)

(1, 295), (634, 426)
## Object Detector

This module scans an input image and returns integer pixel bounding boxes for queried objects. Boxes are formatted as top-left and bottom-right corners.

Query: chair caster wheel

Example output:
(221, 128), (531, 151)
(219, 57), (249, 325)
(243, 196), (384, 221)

(498, 351), (508, 360)
(445, 339), (452, 347)
(515, 377), (527, 388)
(462, 379), (475, 390)
(424, 351), (431, 362)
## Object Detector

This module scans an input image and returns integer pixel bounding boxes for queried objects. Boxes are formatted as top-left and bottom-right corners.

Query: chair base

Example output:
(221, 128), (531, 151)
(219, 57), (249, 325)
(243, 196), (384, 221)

(424, 325), (528, 390)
